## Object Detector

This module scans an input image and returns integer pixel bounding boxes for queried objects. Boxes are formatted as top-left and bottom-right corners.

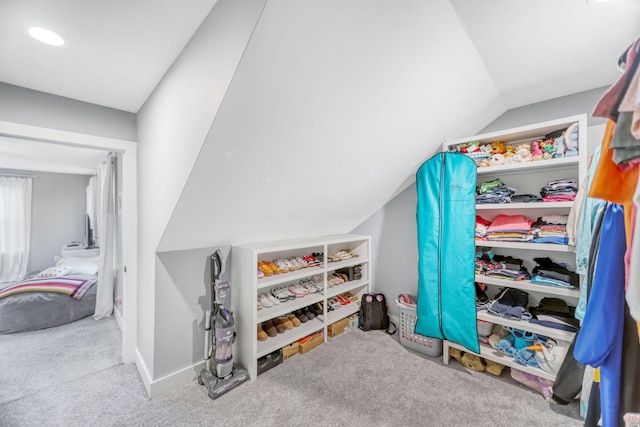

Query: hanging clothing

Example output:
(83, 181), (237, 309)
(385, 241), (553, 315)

(592, 37), (640, 122)
(627, 166), (640, 326)
(588, 119), (637, 244)
(574, 204), (626, 427)
(415, 152), (479, 353)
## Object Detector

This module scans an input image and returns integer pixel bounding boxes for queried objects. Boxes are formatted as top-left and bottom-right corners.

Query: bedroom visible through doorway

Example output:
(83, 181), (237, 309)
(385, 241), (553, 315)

(0, 120), (137, 363)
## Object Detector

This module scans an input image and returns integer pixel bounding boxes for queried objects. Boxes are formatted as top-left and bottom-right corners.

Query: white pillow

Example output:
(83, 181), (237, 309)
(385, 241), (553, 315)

(55, 256), (100, 275)
(35, 265), (74, 278)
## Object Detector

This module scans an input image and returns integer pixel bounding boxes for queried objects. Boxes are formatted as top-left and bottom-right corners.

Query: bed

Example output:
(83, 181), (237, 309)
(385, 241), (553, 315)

(0, 256), (99, 334)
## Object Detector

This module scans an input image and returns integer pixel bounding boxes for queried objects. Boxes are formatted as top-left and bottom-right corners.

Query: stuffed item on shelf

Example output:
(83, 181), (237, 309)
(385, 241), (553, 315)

(504, 153), (522, 165)
(484, 359), (506, 376)
(477, 159), (490, 168)
(489, 153), (505, 166)
(531, 141), (543, 161)
(516, 143), (533, 162)
(564, 123), (579, 157)
(505, 145), (516, 157)
(461, 352), (485, 372)
(553, 136), (565, 158)
(490, 141), (506, 155)
(460, 141), (480, 153)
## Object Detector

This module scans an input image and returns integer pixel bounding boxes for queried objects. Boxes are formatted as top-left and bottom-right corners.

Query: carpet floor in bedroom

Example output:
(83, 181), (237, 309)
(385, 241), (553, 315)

(0, 316), (582, 427)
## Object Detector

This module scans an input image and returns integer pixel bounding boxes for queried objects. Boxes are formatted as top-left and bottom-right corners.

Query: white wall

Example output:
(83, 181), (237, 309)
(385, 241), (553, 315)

(0, 83), (136, 142)
(136, 0), (266, 386)
(480, 86), (608, 133)
(353, 88), (608, 317)
(159, 0), (505, 252)
(0, 168), (90, 273)
(137, 0), (503, 391)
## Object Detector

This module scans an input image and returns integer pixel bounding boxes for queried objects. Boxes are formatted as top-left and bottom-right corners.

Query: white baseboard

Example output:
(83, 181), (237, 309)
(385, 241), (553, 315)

(135, 348), (152, 397)
(114, 307), (123, 332)
(147, 361), (206, 398)
(135, 348), (205, 399)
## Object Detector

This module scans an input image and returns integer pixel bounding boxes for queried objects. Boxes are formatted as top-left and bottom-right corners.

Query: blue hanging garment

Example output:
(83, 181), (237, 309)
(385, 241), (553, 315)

(574, 203), (626, 427)
(415, 152), (479, 353)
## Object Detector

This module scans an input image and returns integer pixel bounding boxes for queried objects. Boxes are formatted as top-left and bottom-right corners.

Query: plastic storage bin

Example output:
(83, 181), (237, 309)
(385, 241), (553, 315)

(397, 297), (442, 357)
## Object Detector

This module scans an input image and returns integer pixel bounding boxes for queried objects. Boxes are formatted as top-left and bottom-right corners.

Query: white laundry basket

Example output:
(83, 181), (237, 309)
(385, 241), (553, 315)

(397, 297), (443, 357)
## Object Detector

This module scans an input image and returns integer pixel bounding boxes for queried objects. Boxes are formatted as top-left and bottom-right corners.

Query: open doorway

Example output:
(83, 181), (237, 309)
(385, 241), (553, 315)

(0, 120), (137, 363)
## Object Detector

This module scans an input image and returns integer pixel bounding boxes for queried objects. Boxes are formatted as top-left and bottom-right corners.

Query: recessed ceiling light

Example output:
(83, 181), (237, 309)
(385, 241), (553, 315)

(28, 27), (64, 46)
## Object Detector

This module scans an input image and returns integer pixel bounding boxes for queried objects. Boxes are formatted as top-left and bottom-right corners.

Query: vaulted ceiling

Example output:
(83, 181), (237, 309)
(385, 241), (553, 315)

(0, 0), (639, 250)
(1, 0), (637, 114)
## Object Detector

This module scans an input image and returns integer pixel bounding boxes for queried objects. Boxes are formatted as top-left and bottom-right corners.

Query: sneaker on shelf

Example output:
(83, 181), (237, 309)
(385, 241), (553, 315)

(257, 268), (264, 279)
(274, 259), (289, 273)
(271, 288), (290, 303)
(258, 262), (273, 277)
(259, 293), (273, 308)
(288, 257), (301, 271)
(266, 293), (280, 305)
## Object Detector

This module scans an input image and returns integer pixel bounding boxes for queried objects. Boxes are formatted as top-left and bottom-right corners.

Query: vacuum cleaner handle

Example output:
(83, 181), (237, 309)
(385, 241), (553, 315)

(211, 251), (223, 283)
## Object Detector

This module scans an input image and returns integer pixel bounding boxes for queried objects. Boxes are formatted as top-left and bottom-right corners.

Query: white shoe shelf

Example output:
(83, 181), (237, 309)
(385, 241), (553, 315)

(232, 234), (371, 380)
(441, 114), (587, 380)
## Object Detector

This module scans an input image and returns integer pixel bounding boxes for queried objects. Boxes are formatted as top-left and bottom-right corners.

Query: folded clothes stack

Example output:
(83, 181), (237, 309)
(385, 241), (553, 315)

(475, 215), (492, 239)
(476, 178), (516, 204)
(486, 214), (533, 242)
(530, 257), (579, 288)
(530, 215), (569, 245)
(529, 297), (579, 332)
(475, 253), (531, 281)
(540, 178), (577, 202)
(510, 194), (543, 203)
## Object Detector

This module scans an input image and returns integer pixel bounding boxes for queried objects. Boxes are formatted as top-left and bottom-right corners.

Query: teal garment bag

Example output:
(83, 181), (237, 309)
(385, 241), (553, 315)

(414, 152), (479, 353)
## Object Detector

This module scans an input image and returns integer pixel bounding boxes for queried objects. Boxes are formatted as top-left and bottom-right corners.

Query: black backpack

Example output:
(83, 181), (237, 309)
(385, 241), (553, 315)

(359, 293), (396, 335)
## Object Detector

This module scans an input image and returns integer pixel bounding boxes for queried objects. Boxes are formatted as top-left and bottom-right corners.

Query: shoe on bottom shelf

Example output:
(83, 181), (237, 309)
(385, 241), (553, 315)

(257, 324), (268, 341)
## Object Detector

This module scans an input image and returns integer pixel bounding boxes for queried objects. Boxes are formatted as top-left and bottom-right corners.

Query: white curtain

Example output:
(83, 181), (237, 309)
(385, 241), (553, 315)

(86, 177), (97, 244)
(0, 177), (32, 283)
(94, 154), (116, 319)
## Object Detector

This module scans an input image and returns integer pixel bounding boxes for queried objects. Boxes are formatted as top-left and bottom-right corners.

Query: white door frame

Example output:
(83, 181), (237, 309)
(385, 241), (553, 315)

(0, 120), (137, 363)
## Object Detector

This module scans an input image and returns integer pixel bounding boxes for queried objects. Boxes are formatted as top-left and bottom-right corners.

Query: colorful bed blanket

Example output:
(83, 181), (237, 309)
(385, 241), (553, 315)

(0, 276), (97, 301)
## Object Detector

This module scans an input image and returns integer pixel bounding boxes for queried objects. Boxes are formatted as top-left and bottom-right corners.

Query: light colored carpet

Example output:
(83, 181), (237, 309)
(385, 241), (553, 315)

(0, 317), (582, 427)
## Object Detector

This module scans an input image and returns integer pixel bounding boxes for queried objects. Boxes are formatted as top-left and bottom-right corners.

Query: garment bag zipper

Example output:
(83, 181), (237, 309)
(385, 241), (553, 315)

(438, 153), (445, 338)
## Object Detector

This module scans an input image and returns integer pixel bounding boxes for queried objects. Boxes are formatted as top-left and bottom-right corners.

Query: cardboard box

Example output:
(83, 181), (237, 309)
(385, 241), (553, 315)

(299, 332), (324, 354)
(328, 317), (351, 337)
(282, 342), (299, 361)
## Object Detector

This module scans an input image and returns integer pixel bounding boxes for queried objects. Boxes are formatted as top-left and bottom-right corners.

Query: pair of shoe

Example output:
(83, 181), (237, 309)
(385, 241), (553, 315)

(300, 278), (323, 293)
(327, 297), (342, 310)
(335, 294), (351, 305)
(327, 249), (358, 262)
(271, 287), (294, 302)
(327, 272), (348, 286)
(274, 257), (310, 273)
(294, 307), (315, 323)
(288, 283), (310, 298)
(258, 293), (280, 308)
(308, 303), (323, 317)
(258, 261), (281, 276)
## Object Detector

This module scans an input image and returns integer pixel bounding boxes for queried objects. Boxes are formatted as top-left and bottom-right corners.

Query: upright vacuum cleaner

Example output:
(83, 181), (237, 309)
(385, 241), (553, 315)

(198, 250), (248, 399)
